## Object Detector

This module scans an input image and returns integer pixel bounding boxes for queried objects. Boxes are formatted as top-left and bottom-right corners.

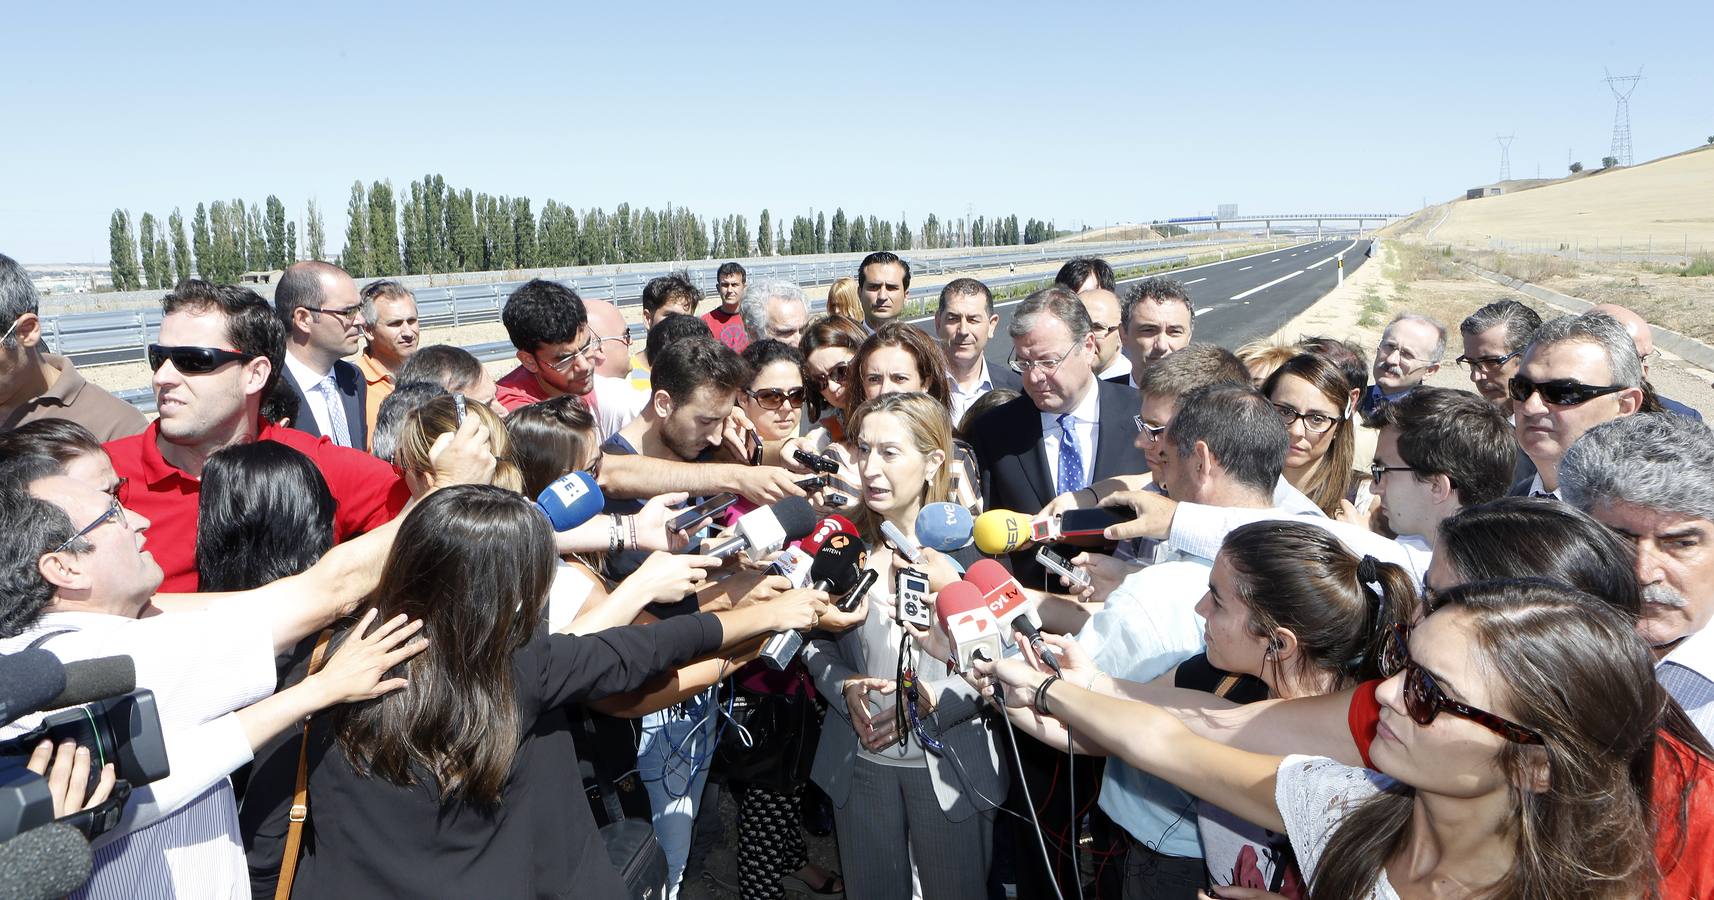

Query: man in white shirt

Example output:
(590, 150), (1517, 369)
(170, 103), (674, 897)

(1506, 311), (1645, 499)
(1559, 413), (1714, 740)
(936, 278), (1018, 424)
(274, 261), (368, 448)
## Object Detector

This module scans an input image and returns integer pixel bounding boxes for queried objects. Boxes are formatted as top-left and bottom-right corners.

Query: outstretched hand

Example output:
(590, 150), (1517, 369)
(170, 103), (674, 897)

(309, 609), (429, 706)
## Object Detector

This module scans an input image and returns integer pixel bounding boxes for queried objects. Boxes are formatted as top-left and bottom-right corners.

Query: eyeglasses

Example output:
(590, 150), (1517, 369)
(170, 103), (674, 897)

(595, 331), (632, 347)
(1, 317), (20, 344)
(747, 387), (806, 410)
(1454, 349), (1522, 372)
(1088, 322), (1120, 339)
(51, 496), (127, 554)
(1507, 375), (1626, 407)
(807, 362), (851, 391)
(1272, 403), (1341, 435)
(147, 343), (258, 374)
(312, 303), (364, 324)
(543, 338), (600, 374)
(1369, 463), (1415, 483)
(1132, 414), (1167, 441)
(1008, 343), (1079, 375)
(1380, 624), (1544, 744)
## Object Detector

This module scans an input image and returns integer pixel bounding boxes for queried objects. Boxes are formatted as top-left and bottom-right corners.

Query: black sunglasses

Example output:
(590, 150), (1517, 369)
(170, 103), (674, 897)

(1381, 624), (1543, 744)
(747, 387), (806, 410)
(1507, 375), (1625, 407)
(807, 362), (850, 391)
(1455, 349), (1522, 371)
(147, 343), (258, 374)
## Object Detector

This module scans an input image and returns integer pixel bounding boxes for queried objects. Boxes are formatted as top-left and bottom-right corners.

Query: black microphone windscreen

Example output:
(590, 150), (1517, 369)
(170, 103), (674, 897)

(0, 650), (66, 728)
(0, 823), (94, 900)
(809, 543), (864, 594)
(771, 496), (818, 543)
(49, 656), (136, 711)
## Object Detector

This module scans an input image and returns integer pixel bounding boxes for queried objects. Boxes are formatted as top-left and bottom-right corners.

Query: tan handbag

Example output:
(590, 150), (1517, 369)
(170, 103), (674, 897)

(274, 628), (334, 900)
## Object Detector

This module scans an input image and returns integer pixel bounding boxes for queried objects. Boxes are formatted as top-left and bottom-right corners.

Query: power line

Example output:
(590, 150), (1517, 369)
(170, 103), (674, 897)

(1604, 67), (1643, 167)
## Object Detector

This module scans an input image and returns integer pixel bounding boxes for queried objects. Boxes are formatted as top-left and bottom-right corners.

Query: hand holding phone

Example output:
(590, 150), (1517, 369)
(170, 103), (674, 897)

(669, 494), (740, 533)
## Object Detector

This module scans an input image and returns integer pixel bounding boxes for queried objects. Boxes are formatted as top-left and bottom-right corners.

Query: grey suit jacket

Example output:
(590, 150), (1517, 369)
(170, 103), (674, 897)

(801, 599), (1006, 821)
(284, 358), (368, 449)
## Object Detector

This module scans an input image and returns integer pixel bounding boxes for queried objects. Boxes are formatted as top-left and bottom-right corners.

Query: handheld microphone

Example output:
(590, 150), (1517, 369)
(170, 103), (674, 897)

(704, 496), (818, 561)
(935, 581), (1005, 675)
(972, 509), (1058, 555)
(533, 471), (605, 532)
(793, 448), (840, 475)
(760, 534), (867, 670)
(0, 651), (66, 729)
(762, 513), (859, 590)
(915, 502), (974, 552)
(0, 823), (93, 900)
(879, 520), (923, 565)
(966, 559), (1061, 673)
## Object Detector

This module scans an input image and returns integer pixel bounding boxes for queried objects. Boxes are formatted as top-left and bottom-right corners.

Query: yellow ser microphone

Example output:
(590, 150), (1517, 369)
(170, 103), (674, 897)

(972, 509), (1060, 555)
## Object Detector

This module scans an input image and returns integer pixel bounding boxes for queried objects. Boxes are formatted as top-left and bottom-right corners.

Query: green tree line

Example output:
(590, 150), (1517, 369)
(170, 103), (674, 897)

(110, 176), (1063, 286)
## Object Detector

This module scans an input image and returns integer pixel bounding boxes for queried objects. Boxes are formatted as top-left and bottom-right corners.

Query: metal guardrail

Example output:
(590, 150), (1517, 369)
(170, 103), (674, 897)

(109, 236), (1347, 415)
(50, 238), (1254, 368)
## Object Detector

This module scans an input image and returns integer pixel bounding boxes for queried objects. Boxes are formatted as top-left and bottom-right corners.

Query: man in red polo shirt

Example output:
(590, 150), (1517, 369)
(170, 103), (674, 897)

(104, 280), (411, 591)
(701, 261), (749, 352)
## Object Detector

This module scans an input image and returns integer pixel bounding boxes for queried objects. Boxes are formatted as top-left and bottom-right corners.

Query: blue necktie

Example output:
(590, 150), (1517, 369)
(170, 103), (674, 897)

(1057, 413), (1085, 496)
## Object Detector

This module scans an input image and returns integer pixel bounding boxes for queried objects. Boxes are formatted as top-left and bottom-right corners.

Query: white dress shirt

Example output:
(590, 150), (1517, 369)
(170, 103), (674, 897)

(1165, 503), (1432, 585)
(1527, 472), (1560, 500)
(946, 359), (997, 425)
(282, 349), (338, 438)
(1039, 384), (1102, 492)
(1098, 355), (1132, 382)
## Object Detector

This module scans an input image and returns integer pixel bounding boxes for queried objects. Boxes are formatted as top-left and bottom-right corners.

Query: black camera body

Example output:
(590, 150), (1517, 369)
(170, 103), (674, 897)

(0, 689), (170, 842)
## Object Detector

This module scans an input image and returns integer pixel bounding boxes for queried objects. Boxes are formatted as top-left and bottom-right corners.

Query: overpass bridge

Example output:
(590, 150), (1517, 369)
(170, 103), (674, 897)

(1156, 213), (1403, 239)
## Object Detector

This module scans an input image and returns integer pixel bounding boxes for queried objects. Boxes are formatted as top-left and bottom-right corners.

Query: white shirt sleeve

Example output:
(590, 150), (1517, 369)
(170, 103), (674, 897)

(592, 375), (648, 440)
(1076, 560), (1209, 680)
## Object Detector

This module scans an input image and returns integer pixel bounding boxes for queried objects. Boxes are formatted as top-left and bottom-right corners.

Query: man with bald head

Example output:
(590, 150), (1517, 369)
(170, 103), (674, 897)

(585, 299), (635, 380)
(275, 260), (368, 448)
(1079, 287), (1131, 383)
(1591, 302), (1703, 422)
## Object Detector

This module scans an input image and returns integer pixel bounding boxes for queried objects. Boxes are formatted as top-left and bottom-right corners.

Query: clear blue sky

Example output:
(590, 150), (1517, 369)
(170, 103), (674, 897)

(4, 1), (1710, 263)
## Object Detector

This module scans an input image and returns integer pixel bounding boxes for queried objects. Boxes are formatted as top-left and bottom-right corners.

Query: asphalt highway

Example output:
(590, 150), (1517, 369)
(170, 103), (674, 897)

(902, 239), (1372, 373)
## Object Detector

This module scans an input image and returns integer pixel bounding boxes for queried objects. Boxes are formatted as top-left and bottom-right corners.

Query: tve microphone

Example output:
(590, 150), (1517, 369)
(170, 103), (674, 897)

(0, 822), (94, 900)
(47, 657), (136, 713)
(879, 521), (923, 565)
(534, 471), (605, 531)
(935, 581), (1005, 674)
(760, 536), (868, 670)
(966, 559), (1061, 672)
(704, 496), (818, 561)
(915, 502), (974, 552)
(972, 509), (1058, 555)
(0, 650), (65, 729)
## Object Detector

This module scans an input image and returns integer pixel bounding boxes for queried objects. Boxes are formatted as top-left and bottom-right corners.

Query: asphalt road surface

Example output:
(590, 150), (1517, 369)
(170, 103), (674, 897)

(901, 239), (1372, 373)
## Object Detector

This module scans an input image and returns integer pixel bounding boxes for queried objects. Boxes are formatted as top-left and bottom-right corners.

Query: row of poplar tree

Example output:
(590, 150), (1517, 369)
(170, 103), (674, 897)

(107, 175), (1061, 290)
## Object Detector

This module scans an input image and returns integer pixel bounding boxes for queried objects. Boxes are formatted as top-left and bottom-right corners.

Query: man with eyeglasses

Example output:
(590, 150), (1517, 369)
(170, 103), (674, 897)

(1359, 314), (1445, 419)
(1078, 287), (1132, 384)
(1367, 387), (1517, 551)
(1455, 299), (1540, 418)
(274, 261), (369, 449)
(0, 251), (146, 440)
(935, 278), (1019, 424)
(585, 298), (639, 379)
(1591, 302), (1704, 422)
(1506, 311), (1644, 499)
(102, 280), (416, 591)
(494, 279), (646, 441)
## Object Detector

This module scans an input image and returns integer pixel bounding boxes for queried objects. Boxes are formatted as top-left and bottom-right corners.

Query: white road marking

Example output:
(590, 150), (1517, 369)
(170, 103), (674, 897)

(1183, 277), (1207, 285)
(1271, 258), (1281, 262)
(1238, 266), (1253, 271)
(1229, 269), (1304, 301)
(1194, 307), (1214, 317)
(1306, 256), (1335, 269)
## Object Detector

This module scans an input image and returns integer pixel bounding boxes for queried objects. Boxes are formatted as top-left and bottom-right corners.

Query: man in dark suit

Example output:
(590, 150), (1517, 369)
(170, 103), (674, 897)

(1113, 277), (1195, 388)
(965, 286), (1148, 588)
(934, 277), (1020, 427)
(274, 261), (368, 449)
(1592, 302), (1705, 422)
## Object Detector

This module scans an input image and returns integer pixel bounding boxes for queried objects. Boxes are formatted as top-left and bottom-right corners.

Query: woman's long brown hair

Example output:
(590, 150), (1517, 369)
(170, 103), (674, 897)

(1262, 353), (1355, 517)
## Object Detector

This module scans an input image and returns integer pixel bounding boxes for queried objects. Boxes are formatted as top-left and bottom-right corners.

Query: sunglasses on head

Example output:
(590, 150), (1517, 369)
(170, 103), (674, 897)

(1380, 624), (1543, 744)
(147, 343), (258, 374)
(747, 387), (806, 410)
(1507, 375), (1625, 407)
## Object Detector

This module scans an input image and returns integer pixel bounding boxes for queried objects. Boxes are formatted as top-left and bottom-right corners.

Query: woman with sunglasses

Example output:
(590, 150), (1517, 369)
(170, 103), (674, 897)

(981, 577), (1668, 899)
(1262, 353), (1368, 519)
(740, 339), (809, 450)
(799, 315), (865, 442)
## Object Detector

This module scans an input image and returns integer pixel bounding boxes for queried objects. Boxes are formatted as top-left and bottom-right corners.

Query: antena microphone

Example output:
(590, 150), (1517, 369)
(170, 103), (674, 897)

(760, 532), (868, 670)
(935, 581), (1005, 675)
(966, 559), (1061, 673)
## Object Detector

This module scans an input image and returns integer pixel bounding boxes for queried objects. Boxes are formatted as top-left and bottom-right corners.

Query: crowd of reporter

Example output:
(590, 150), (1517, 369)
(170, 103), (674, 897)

(1, 243), (1712, 900)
